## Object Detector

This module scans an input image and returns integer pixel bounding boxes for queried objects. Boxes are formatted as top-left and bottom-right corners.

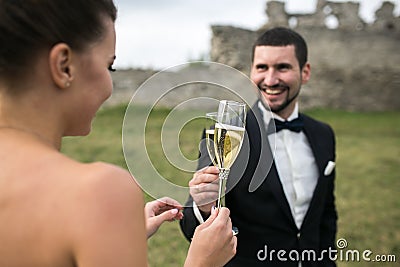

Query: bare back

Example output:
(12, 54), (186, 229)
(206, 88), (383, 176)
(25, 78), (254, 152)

(0, 131), (148, 267)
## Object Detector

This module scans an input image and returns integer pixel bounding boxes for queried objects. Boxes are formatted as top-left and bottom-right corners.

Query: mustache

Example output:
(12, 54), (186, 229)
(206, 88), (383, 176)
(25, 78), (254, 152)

(259, 83), (289, 92)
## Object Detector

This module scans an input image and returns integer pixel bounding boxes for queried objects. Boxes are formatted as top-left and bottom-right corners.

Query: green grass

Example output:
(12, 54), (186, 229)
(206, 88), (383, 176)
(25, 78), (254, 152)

(62, 104), (400, 267)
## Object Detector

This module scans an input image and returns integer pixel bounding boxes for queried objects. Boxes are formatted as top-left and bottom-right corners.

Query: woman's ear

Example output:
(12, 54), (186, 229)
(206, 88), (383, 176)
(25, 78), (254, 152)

(49, 43), (74, 89)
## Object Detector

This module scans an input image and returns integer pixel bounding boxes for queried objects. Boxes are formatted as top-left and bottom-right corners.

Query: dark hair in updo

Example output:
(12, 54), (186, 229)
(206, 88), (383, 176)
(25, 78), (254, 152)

(0, 0), (117, 82)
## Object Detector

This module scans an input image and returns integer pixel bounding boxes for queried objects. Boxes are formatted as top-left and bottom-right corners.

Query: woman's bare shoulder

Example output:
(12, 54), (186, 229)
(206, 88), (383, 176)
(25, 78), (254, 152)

(39, 151), (143, 200)
(61, 160), (144, 211)
(59, 161), (148, 266)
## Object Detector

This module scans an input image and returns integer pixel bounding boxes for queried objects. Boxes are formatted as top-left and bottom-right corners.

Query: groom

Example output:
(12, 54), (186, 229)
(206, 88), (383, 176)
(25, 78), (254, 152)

(180, 27), (338, 266)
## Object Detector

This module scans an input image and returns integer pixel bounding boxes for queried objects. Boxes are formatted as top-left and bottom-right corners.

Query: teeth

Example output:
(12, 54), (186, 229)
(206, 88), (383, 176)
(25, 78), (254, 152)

(266, 89), (284, 95)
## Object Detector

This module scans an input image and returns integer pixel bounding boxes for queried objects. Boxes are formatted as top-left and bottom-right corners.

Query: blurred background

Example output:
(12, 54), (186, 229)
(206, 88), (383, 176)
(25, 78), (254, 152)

(109, 0), (400, 112)
(113, 0), (400, 70)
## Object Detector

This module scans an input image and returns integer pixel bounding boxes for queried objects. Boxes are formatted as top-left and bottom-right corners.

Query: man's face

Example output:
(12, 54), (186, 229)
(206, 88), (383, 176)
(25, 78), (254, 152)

(250, 45), (310, 118)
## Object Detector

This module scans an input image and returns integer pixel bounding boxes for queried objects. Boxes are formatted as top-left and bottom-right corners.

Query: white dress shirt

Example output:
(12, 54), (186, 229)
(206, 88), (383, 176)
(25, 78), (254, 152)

(258, 102), (319, 230)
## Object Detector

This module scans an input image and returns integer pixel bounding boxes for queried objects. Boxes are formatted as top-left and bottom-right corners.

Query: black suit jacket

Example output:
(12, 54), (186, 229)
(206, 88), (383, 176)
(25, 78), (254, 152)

(180, 103), (337, 266)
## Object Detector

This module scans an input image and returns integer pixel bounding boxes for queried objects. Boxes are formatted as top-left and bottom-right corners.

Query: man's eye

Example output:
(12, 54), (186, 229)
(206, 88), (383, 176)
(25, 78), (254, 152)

(108, 65), (116, 72)
(256, 64), (267, 70)
(278, 64), (291, 71)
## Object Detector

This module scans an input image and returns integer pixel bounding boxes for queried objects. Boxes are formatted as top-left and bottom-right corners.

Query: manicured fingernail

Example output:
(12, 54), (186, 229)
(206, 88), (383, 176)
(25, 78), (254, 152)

(170, 208), (178, 215)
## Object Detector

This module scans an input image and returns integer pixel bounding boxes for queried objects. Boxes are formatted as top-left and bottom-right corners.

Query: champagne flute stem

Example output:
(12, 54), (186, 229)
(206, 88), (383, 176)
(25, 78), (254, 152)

(217, 168), (229, 209)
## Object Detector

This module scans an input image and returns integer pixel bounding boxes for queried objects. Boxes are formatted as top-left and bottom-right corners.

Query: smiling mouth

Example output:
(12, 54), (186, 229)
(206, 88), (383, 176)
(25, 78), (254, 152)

(265, 88), (285, 95)
(260, 86), (288, 95)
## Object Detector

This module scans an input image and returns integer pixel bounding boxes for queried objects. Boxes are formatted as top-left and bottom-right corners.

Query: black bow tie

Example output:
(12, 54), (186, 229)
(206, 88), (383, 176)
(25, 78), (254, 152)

(268, 117), (304, 134)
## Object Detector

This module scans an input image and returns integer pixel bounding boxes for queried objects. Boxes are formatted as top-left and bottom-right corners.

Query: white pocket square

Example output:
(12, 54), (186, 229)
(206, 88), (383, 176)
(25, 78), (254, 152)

(324, 161), (336, 176)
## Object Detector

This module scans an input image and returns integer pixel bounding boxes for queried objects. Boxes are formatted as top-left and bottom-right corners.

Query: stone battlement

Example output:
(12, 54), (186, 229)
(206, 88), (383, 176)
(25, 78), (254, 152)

(261, 0), (399, 31)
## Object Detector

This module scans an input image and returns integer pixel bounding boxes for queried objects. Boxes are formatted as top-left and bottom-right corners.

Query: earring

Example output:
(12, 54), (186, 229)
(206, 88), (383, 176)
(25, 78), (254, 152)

(65, 81), (71, 88)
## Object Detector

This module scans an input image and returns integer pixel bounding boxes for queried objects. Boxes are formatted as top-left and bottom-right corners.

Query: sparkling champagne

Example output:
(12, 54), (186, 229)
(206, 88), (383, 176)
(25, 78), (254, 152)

(214, 123), (245, 170)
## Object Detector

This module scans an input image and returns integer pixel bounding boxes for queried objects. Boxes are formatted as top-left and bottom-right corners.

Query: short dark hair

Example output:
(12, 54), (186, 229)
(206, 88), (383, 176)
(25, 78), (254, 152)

(251, 27), (308, 68)
(0, 0), (117, 82)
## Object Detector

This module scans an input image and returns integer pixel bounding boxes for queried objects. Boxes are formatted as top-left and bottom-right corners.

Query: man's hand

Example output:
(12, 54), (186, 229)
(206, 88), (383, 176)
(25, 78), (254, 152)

(189, 166), (219, 215)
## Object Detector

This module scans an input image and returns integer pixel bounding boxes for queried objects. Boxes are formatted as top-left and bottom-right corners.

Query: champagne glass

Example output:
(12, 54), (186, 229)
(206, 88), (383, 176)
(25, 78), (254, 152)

(205, 112), (218, 167)
(214, 100), (246, 235)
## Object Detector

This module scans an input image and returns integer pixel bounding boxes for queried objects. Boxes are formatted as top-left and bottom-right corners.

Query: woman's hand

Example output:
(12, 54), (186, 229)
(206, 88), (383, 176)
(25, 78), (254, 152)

(144, 197), (183, 238)
(185, 207), (237, 267)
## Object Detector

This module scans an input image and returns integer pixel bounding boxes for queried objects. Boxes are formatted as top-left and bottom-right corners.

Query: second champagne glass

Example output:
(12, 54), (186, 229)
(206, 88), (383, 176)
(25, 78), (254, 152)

(205, 112), (218, 167)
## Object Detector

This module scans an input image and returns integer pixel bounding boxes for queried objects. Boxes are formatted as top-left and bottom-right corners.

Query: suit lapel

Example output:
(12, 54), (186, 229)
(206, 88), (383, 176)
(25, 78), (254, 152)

(300, 114), (330, 228)
(301, 114), (326, 176)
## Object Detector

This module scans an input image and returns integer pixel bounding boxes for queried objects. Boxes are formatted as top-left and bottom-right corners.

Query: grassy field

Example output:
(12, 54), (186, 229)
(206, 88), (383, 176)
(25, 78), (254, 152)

(62, 104), (400, 266)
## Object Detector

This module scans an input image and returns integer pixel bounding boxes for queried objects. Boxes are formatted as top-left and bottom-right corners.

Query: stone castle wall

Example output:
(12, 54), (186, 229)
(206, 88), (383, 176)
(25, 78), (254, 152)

(210, 0), (400, 111)
(108, 0), (400, 111)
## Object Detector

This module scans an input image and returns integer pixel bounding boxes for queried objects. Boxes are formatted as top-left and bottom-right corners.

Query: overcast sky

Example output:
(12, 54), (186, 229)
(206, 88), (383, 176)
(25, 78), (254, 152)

(113, 0), (400, 69)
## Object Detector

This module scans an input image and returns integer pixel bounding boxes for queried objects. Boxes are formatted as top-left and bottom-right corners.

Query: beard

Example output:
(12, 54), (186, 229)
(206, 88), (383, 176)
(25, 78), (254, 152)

(258, 83), (300, 113)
